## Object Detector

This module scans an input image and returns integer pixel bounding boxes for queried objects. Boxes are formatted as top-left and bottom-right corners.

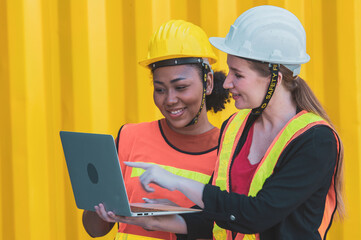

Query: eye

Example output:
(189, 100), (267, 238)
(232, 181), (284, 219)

(175, 85), (188, 91)
(235, 73), (243, 79)
(154, 88), (165, 93)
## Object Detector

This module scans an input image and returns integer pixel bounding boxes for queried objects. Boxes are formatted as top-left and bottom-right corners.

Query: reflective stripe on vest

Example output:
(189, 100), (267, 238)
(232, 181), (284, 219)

(213, 110), (334, 240)
(131, 162), (212, 184)
(214, 110), (251, 191)
(115, 232), (163, 240)
(213, 110), (251, 240)
(117, 120), (217, 239)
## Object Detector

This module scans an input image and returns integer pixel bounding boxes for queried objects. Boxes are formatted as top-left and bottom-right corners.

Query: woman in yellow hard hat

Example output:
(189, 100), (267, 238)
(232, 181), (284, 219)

(82, 20), (230, 240)
(96, 5), (344, 240)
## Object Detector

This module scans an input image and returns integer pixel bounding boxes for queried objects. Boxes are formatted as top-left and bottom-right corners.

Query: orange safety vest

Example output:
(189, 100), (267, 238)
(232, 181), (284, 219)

(212, 109), (339, 240)
(116, 120), (218, 240)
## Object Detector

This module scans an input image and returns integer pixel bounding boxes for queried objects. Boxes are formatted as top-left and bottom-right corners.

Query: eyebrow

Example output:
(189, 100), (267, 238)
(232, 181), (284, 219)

(229, 67), (242, 73)
(153, 77), (186, 85)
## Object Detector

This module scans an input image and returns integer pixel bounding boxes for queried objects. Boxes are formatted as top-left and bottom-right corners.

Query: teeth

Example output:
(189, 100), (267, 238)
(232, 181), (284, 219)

(171, 109), (183, 114)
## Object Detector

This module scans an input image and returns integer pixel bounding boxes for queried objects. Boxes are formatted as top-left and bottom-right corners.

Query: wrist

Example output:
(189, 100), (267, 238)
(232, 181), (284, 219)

(175, 175), (189, 192)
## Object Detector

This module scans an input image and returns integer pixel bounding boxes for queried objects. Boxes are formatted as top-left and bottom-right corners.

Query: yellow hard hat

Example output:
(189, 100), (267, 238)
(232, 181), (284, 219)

(139, 20), (217, 68)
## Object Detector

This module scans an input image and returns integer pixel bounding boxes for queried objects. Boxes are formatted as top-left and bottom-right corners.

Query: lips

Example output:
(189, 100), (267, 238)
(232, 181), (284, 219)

(167, 108), (186, 118)
(231, 93), (241, 100)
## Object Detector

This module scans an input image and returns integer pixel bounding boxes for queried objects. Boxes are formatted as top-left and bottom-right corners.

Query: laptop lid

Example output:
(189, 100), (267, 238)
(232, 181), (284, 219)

(60, 131), (201, 217)
(60, 131), (134, 216)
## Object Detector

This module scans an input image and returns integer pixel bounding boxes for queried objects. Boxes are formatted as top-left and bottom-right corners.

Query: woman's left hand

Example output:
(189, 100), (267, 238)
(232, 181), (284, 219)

(124, 162), (182, 192)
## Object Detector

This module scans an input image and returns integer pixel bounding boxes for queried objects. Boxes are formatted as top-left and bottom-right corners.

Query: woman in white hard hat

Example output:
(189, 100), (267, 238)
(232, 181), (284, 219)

(97, 6), (344, 240)
(82, 20), (230, 240)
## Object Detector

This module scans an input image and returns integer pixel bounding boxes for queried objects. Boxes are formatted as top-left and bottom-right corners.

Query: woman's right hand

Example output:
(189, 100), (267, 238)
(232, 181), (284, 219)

(124, 162), (182, 192)
(125, 161), (206, 207)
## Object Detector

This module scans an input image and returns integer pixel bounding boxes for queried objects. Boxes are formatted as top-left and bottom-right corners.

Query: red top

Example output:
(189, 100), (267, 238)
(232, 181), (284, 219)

(231, 124), (260, 195)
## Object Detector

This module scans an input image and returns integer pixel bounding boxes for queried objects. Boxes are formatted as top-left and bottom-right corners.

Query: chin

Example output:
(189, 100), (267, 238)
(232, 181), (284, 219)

(235, 101), (253, 110)
(235, 103), (245, 110)
(166, 119), (189, 129)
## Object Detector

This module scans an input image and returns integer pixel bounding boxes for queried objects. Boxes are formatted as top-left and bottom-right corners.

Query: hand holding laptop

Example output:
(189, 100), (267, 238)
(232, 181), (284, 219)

(94, 202), (188, 234)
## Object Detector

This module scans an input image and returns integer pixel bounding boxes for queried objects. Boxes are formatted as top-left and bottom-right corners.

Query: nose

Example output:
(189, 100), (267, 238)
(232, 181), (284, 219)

(165, 89), (178, 105)
(223, 74), (234, 89)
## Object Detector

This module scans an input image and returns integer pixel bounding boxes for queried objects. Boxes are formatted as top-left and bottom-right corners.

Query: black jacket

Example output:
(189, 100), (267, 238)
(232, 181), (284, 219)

(178, 113), (339, 240)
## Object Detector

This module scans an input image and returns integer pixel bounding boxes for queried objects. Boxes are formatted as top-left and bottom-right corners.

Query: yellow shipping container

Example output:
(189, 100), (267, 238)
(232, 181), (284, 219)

(0, 0), (360, 239)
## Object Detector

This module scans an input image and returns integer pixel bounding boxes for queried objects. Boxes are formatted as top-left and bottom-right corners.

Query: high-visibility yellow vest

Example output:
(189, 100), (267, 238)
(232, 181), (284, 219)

(212, 109), (338, 240)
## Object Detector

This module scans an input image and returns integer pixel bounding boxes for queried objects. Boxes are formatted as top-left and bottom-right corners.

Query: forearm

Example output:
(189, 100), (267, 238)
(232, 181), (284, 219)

(177, 177), (205, 208)
(179, 209), (214, 239)
(147, 214), (188, 234)
(82, 210), (114, 237)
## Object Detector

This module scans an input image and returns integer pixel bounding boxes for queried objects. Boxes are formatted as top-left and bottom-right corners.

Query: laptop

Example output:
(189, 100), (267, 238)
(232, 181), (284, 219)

(60, 131), (201, 217)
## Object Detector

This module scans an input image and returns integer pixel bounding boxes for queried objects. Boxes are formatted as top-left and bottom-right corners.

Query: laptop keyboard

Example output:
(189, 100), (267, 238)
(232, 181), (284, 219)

(130, 205), (167, 213)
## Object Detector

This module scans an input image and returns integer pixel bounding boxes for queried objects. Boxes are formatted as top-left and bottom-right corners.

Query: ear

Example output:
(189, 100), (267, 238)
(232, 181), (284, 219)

(205, 71), (214, 95)
(277, 71), (283, 85)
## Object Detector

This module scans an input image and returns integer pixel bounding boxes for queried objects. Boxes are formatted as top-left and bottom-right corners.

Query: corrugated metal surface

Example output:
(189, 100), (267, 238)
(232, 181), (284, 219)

(0, 0), (360, 239)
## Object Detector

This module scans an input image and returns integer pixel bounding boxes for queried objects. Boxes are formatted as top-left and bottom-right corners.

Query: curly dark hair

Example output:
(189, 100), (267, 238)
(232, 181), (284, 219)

(190, 64), (230, 113)
(205, 70), (230, 113)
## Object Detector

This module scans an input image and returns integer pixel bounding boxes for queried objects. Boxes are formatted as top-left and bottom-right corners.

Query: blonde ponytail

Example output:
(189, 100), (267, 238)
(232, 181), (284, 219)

(281, 65), (345, 219)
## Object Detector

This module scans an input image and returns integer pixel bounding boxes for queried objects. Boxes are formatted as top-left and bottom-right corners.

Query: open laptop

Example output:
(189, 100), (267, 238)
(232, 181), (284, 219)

(60, 131), (201, 217)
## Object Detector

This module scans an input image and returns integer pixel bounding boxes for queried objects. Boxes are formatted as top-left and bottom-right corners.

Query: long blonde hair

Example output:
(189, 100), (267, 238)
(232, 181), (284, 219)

(248, 60), (345, 218)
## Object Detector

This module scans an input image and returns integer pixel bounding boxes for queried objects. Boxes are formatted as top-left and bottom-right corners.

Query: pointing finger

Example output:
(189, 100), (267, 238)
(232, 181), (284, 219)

(139, 173), (155, 192)
(124, 162), (152, 169)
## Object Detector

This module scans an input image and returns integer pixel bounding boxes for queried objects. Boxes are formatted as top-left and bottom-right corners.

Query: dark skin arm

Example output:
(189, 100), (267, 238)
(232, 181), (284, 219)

(82, 210), (115, 237)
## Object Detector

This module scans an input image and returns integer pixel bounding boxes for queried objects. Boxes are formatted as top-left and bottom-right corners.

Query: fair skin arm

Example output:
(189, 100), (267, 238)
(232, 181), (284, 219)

(125, 161), (206, 208)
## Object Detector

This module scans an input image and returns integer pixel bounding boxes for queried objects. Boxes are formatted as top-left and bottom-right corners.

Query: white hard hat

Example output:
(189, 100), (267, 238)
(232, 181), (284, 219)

(209, 5), (310, 75)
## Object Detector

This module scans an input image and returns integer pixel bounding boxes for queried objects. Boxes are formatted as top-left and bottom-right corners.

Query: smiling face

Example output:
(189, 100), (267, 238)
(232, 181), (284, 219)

(223, 55), (270, 110)
(153, 64), (208, 132)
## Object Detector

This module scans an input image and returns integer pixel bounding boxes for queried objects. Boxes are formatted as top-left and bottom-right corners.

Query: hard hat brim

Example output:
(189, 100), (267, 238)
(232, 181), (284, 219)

(139, 54), (217, 68)
(209, 37), (310, 65)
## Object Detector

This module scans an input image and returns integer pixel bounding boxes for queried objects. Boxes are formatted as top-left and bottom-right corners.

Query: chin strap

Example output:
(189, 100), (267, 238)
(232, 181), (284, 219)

(252, 63), (280, 115)
(185, 61), (209, 127)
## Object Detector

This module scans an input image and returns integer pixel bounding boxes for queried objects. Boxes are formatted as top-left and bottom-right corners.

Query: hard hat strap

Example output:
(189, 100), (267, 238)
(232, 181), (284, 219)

(252, 64), (280, 115)
(185, 62), (209, 127)
(150, 57), (204, 71)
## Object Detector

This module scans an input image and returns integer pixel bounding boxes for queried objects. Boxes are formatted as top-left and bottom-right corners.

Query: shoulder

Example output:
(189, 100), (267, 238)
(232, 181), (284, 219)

(119, 120), (159, 134)
(295, 124), (337, 147)
(116, 120), (160, 143)
(278, 124), (338, 169)
(220, 110), (256, 136)
(220, 114), (234, 135)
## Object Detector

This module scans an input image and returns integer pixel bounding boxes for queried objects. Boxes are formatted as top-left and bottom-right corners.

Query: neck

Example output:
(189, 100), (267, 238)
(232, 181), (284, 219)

(257, 87), (297, 130)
